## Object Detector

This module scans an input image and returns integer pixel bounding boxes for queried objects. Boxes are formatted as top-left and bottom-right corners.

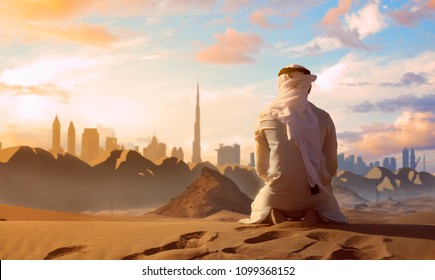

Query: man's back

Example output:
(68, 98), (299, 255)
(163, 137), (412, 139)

(255, 102), (337, 190)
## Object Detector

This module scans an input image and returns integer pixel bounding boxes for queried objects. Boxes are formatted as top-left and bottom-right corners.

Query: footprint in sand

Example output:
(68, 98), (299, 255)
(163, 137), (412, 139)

(235, 225), (269, 232)
(43, 245), (87, 260)
(305, 231), (393, 260)
(122, 231), (219, 260)
(244, 231), (293, 244)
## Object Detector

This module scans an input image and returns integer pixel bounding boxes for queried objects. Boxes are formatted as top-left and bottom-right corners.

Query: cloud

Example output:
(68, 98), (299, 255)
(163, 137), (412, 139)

(320, 0), (386, 50)
(341, 111), (435, 159)
(0, 0), (92, 21)
(321, 0), (353, 26)
(196, 28), (263, 64)
(222, 0), (252, 13)
(341, 72), (429, 87)
(39, 23), (118, 47)
(390, 0), (435, 26)
(0, 0), (118, 47)
(344, 0), (387, 38)
(0, 54), (102, 87)
(350, 94), (435, 113)
(0, 82), (71, 103)
(249, 8), (292, 29)
(320, 0), (374, 50)
(382, 72), (429, 87)
(279, 0), (387, 56)
(249, 10), (273, 28)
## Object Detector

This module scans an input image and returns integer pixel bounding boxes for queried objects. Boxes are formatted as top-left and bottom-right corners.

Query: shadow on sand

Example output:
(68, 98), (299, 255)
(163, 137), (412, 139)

(327, 223), (435, 240)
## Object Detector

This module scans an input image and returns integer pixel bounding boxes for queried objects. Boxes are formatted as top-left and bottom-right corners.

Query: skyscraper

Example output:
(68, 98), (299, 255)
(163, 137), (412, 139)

(216, 143), (240, 166)
(410, 148), (416, 169)
(81, 128), (100, 163)
(191, 81), (202, 163)
(403, 147), (409, 168)
(51, 115), (63, 155)
(390, 157), (397, 171)
(143, 135), (166, 162)
(171, 147), (184, 161)
(67, 121), (76, 155)
(105, 136), (118, 152)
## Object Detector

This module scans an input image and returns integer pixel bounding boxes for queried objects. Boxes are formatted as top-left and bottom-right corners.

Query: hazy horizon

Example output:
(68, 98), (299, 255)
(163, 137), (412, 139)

(0, 0), (434, 170)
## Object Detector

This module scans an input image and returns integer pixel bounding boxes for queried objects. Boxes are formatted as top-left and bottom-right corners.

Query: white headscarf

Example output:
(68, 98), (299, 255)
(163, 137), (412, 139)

(264, 64), (328, 194)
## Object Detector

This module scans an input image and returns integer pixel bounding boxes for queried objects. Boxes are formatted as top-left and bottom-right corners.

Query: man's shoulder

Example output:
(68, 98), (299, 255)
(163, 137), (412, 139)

(257, 113), (275, 122)
(309, 102), (332, 118)
(309, 102), (335, 128)
(256, 113), (281, 131)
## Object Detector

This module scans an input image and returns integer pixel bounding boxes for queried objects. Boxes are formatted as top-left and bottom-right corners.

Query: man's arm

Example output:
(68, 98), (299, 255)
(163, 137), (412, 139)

(254, 121), (270, 181)
(323, 115), (338, 178)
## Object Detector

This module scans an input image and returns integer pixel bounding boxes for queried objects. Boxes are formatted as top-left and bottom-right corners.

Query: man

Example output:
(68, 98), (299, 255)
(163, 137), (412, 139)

(239, 64), (347, 225)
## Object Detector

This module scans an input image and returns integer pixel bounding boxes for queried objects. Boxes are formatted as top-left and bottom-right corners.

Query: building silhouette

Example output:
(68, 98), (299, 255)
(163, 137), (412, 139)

(171, 147), (184, 161)
(143, 135), (166, 162)
(67, 121), (76, 155)
(50, 116), (63, 155)
(216, 143), (240, 166)
(191, 81), (202, 163)
(410, 148), (416, 169)
(249, 152), (255, 167)
(105, 137), (118, 152)
(390, 157), (397, 171)
(81, 128), (100, 163)
(338, 152), (398, 174)
(403, 147), (409, 168)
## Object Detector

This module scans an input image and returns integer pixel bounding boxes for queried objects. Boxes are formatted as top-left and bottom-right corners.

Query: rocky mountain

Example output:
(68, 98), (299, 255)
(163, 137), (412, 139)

(1, 146), (433, 213)
(152, 167), (252, 218)
(333, 167), (435, 201)
(0, 146), (258, 213)
(0, 146), (213, 212)
(222, 165), (262, 199)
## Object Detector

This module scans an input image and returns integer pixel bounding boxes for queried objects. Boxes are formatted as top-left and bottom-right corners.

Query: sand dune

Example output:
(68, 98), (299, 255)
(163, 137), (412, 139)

(1, 198), (435, 260)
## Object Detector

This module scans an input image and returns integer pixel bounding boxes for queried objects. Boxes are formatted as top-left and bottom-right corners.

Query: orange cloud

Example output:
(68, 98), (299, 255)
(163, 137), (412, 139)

(0, 82), (70, 103)
(319, 0), (376, 50)
(344, 112), (435, 159)
(321, 0), (353, 25)
(40, 23), (118, 47)
(0, 0), (91, 21)
(196, 28), (263, 64)
(390, 0), (435, 26)
(0, 0), (118, 47)
(248, 6), (300, 29)
(249, 10), (272, 28)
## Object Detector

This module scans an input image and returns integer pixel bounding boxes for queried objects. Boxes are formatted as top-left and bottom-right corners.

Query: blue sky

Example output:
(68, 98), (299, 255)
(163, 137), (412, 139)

(0, 0), (434, 171)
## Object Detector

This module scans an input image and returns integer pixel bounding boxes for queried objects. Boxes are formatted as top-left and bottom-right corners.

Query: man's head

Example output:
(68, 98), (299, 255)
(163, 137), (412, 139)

(278, 64), (311, 78)
(277, 64), (315, 93)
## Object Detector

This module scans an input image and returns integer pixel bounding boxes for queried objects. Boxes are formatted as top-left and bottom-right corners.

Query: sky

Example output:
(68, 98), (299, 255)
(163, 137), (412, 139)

(0, 0), (434, 171)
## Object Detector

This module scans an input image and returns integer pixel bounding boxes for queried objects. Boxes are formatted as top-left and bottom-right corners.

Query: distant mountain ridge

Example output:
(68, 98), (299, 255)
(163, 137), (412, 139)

(333, 167), (435, 201)
(0, 146), (260, 213)
(0, 146), (433, 213)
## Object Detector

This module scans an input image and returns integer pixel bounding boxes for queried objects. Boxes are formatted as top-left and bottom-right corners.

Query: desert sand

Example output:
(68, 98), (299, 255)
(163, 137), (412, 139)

(1, 198), (435, 260)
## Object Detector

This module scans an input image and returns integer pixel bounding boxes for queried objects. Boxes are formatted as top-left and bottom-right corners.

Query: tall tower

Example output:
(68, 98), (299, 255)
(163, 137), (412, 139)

(192, 81), (202, 163)
(402, 147), (409, 168)
(81, 128), (100, 163)
(410, 148), (416, 169)
(67, 121), (76, 155)
(51, 115), (63, 155)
